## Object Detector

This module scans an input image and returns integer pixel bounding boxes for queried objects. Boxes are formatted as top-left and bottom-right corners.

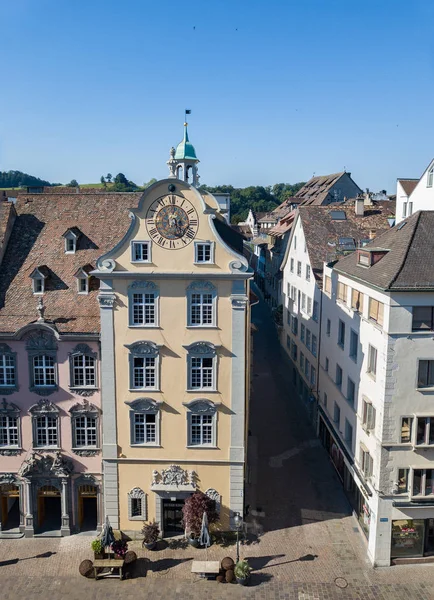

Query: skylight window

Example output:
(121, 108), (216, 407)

(330, 210), (346, 220)
(338, 237), (356, 251)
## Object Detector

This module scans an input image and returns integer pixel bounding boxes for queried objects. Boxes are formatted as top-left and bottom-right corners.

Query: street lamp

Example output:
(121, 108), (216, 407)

(234, 511), (243, 563)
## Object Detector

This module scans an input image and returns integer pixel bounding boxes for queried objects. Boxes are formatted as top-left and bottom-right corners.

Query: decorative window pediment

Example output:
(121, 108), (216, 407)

(126, 342), (161, 391)
(69, 399), (100, 415)
(151, 465), (196, 491)
(185, 342), (219, 392)
(126, 398), (161, 446)
(29, 398), (59, 415)
(128, 487), (147, 520)
(205, 488), (221, 516)
(26, 332), (58, 395)
(186, 281), (217, 327)
(183, 341), (218, 356)
(186, 281), (216, 293)
(182, 399), (219, 415)
(125, 341), (160, 357)
(69, 344), (98, 395)
(0, 399), (21, 453)
(70, 400), (99, 454)
(125, 398), (161, 412)
(184, 399), (218, 447)
(0, 398), (20, 415)
(26, 331), (57, 356)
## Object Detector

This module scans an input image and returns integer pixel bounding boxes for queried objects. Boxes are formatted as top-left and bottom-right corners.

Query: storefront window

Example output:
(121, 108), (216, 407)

(391, 519), (425, 558)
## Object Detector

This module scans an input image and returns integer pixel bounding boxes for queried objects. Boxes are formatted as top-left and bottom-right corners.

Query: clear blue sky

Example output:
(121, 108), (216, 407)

(0, 0), (433, 193)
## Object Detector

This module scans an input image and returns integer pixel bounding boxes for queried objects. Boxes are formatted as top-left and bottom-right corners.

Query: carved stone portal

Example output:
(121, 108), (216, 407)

(151, 465), (196, 491)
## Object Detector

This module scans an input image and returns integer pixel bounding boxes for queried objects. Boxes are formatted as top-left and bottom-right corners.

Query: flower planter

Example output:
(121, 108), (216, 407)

(143, 541), (156, 551)
(114, 553), (124, 560)
(188, 537), (200, 548)
(94, 552), (105, 560)
(236, 576), (250, 586)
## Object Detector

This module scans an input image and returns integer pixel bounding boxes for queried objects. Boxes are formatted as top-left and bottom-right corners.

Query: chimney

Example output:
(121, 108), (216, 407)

(355, 197), (364, 217)
(369, 229), (376, 240)
(364, 188), (372, 206)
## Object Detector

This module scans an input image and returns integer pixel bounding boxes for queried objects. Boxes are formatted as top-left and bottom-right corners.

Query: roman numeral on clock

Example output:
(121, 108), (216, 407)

(170, 195), (176, 204)
(149, 228), (158, 237)
(169, 240), (176, 249)
(157, 236), (166, 246)
(189, 219), (198, 227)
(185, 228), (195, 239)
(187, 208), (195, 215)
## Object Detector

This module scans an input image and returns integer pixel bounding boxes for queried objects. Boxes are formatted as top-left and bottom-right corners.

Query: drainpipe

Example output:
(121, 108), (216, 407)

(314, 283), (323, 433)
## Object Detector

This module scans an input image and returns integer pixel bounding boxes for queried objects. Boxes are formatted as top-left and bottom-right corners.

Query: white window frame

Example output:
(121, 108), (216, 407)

(428, 166), (433, 188)
(186, 281), (217, 328)
(194, 241), (214, 264)
(185, 342), (218, 392)
(30, 267), (46, 295)
(69, 401), (100, 450)
(400, 416), (414, 444)
(367, 344), (377, 379)
(290, 258), (294, 273)
(360, 446), (373, 478)
(128, 281), (159, 327)
(63, 229), (78, 254)
(0, 344), (17, 391)
(33, 355), (56, 388)
(126, 398), (161, 447)
(69, 344), (98, 390)
(297, 261), (302, 277)
(0, 400), (20, 449)
(306, 264), (311, 281)
(126, 341), (160, 391)
(29, 400), (60, 449)
(184, 399), (218, 448)
(361, 397), (376, 432)
(131, 241), (152, 263)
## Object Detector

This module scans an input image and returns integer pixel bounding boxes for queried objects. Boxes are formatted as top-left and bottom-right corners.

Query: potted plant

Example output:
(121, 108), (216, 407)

(111, 539), (128, 559)
(91, 538), (104, 559)
(142, 520), (160, 550)
(182, 491), (218, 547)
(234, 559), (251, 585)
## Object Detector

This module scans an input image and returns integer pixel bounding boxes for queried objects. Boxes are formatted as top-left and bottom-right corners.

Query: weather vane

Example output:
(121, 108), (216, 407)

(185, 108), (191, 124)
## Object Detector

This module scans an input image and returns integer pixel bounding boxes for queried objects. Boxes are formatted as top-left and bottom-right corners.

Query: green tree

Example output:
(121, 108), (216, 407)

(67, 179), (79, 187)
(106, 173), (113, 183)
(143, 178), (157, 189)
(114, 173), (128, 185)
(100, 175), (106, 188)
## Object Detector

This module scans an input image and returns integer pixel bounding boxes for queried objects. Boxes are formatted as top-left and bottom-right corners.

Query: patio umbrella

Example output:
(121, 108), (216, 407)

(101, 516), (115, 551)
(199, 511), (211, 559)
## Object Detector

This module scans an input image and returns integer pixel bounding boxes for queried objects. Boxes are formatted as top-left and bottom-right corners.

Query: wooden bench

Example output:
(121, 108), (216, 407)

(191, 560), (220, 579)
(93, 558), (124, 581)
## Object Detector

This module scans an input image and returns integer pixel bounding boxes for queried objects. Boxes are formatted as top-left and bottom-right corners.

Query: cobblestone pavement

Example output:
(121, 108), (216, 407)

(1, 292), (434, 599)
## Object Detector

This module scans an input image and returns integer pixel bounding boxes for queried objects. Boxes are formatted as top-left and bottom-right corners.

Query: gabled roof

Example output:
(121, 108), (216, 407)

(335, 211), (434, 291)
(0, 192), (142, 334)
(285, 200), (392, 286)
(398, 179), (418, 196)
(293, 172), (362, 206)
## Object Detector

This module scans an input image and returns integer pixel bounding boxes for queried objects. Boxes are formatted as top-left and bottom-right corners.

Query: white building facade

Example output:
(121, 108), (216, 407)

(396, 158), (434, 224)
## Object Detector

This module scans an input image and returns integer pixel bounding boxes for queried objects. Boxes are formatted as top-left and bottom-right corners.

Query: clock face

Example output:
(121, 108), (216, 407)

(145, 194), (199, 249)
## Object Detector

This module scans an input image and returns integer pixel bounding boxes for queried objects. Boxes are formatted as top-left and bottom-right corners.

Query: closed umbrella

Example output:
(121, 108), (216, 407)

(101, 516), (115, 551)
(199, 511), (211, 558)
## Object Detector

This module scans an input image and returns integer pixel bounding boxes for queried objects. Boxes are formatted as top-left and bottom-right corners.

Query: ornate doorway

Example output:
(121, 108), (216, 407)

(37, 485), (61, 532)
(162, 499), (184, 537)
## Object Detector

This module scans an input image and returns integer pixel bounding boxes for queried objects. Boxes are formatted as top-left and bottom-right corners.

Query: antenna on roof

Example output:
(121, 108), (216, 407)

(343, 166), (346, 172)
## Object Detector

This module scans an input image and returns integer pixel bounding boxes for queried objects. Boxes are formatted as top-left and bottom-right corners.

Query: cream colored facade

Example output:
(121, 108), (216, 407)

(94, 178), (252, 535)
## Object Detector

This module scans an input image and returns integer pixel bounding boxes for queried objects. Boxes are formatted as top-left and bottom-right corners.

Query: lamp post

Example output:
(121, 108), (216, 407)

(234, 511), (243, 563)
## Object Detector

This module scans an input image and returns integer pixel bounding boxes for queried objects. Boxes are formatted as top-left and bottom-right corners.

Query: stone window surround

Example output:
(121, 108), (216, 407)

(186, 281), (217, 328)
(125, 341), (161, 392)
(0, 398), (21, 453)
(0, 343), (18, 394)
(194, 241), (215, 265)
(69, 400), (101, 455)
(127, 487), (147, 520)
(128, 281), (160, 328)
(125, 398), (162, 447)
(26, 331), (58, 395)
(29, 398), (61, 450)
(184, 342), (219, 392)
(130, 240), (152, 264)
(69, 343), (98, 395)
(183, 398), (220, 448)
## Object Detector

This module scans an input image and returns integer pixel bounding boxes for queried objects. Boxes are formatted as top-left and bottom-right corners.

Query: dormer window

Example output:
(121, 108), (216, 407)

(358, 250), (371, 267)
(30, 267), (47, 295)
(74, 266), (92, 295)
(62, 228), (81, 254)
(357, 248), (389, 267)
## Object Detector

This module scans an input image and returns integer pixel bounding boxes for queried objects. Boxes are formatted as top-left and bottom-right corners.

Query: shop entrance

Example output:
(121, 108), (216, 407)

(162, 499), (184, 537)
(425, 519), (434, 556)
(78, 485), (97, 532)
(37, 485), (61, 532)
(0, 484), (20, 531)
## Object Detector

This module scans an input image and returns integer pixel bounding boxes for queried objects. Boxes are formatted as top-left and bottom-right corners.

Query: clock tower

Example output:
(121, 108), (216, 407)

(167, 122), (200, 187)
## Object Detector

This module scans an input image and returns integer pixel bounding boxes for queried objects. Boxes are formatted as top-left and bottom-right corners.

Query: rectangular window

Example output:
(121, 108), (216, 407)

(400, 417), (413, 443)
(338, 320), (345, 348)
(0, 354), (15, 386)
(290, 258), (294, 273)
(412, 469), (434, 496)
(300, 324), (305, 343)
(131, 241), (150, 263)
(311, 335), (317, 357)
(313, 300), (319, 322)
(333, 402), (340, 425)
(33, 355), (55, 386)
(301, 293), (306, 312)
(304, 357), (310, 378)
(310, 365), (316, 386)
(0, 415), (19, 447)
(324, 276), (331, 295)
(306, 329), (311, 350)
(417, 360), (434, 388)
(195, 243), (212, 263)
(133, 356), (156, 389)
(397, 468), (409, 493)
(415, 417), (434, 446)
(35, 415), (58, 447)
(306, 265), (311, 281)
(360, 447), (373, 478)
(324, 392), (328, 408)
(190, 293), (213, 326)
(190, 414), (213, 446)
(347, 378), (355, 406)
(345, 419), (353, 445)
(300, 352), (304, 371)
(65, 237), (75, 253)
(74, 415), (97, 447)
(191, 357), (213, 389)
(297, 261), (302, 276)
(33, 278), (43, 294)
(412, 307), (434, 331)
(307, 297), (312, 315)
(132, 293), (156, 326)
(367, 345), (377, 378)
(408, 202), (413, 216)
(287, 309), (291, 326)
(326, 319), (331, 336)
(78, 278), (88, 293)
(362, 399), (376, 431)
(336, 364), (343, 389)
(402, 202), (407, 218)
(134, 413), (156, 444)
(369, 298), (384, 327)
(286, 334), (291, 349)
(131, 498), (142, 517)
(291, 341), (298, 361)
(290, 285), (297, 301)
(351, 289), (364, 313)
(337, 282), (347, 304)
(349, 330), (358, 361)
(291, 316), (298, 336)
(325, 357), (329, 372)
(72, 354), (96, 388)
(294, 236), (297, 250)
